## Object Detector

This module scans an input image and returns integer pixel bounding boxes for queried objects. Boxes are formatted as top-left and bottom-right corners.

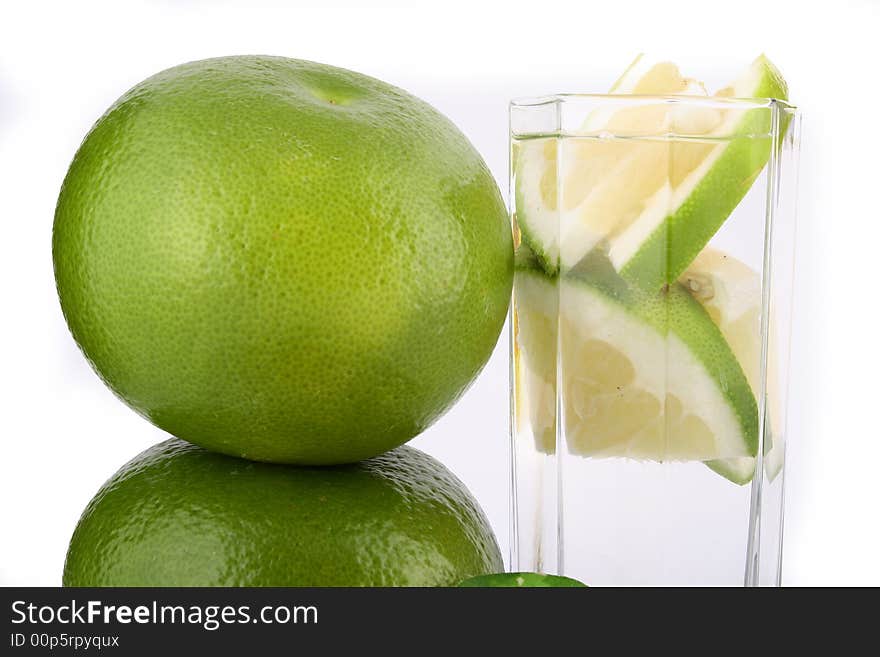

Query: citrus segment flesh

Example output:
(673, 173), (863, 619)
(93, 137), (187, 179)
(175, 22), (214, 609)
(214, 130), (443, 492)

(514, 252), (758, 462)
(513, 264), (558, 453)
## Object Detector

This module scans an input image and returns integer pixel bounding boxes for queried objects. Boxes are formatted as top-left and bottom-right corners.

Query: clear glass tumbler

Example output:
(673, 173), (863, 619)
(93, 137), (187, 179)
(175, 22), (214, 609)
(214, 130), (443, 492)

(509, 94), (800, 586)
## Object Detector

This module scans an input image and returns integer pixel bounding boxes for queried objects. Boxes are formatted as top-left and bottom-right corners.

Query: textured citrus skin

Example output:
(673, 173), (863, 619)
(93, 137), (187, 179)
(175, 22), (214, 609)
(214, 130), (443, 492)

(63, 439), (503, 587)
(53, 56), (512, 464)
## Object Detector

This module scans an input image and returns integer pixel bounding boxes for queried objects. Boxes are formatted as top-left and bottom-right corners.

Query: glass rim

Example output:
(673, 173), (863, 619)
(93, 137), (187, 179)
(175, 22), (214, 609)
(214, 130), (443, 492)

(509, 93), (798, 113)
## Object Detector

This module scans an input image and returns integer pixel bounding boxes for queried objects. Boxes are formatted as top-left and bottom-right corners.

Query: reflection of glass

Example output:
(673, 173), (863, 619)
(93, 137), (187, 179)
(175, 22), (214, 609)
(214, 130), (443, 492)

(509, 95), (800, 586)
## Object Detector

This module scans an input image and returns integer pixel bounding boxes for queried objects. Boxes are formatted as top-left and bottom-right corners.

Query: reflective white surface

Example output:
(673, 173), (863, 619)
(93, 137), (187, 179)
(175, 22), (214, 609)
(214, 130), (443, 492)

(0, 0), (876, 585)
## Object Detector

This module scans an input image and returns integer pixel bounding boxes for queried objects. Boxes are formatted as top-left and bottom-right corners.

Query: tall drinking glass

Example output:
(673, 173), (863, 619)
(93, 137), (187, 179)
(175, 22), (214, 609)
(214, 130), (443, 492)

(509, 94), (800, 585)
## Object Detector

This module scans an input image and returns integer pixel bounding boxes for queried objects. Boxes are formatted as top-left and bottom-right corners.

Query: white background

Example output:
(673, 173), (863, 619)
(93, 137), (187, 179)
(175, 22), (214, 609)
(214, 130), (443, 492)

(1, 0), (877, 586)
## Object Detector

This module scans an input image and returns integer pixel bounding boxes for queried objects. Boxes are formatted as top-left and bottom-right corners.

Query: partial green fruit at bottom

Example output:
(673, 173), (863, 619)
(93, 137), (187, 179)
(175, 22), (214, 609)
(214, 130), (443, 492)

(53, 55), (512, 465)
(459, 572), (587, 587)
(63, 439), (503, 587)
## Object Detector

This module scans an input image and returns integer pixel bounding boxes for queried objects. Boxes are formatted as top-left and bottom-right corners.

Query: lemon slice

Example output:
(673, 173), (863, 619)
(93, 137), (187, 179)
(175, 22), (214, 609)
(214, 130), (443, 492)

(514, 249), (758, 462)
(513, 252), (558, 454)
(682, 249), (784, 484)
(513, 55), (788, 289)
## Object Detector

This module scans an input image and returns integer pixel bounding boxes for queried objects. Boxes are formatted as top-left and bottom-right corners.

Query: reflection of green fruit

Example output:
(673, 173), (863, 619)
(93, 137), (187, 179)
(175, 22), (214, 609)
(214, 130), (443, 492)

(53, 56), (512, 465)
(459, 572), (587, 587)
(63, 439), (503, 587)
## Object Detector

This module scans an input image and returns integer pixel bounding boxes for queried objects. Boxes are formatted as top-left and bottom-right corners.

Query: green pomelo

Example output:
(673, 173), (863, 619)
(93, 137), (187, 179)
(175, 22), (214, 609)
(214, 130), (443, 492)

(63, 439), (503, 587)
(53, 56), (512, 464)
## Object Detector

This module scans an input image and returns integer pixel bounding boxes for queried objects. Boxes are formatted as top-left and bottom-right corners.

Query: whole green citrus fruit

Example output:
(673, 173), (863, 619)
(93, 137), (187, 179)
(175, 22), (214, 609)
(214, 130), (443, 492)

(63, 439), (503, 586)
(53, 56), (512, 464)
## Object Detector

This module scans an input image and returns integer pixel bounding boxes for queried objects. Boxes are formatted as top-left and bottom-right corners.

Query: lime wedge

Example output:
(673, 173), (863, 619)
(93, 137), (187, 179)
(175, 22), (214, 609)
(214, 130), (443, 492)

(682, 249), (784, 484)
(513, 55), (788, 289)
(514, 55), (703, 274)
(618, 55), (788, 290)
